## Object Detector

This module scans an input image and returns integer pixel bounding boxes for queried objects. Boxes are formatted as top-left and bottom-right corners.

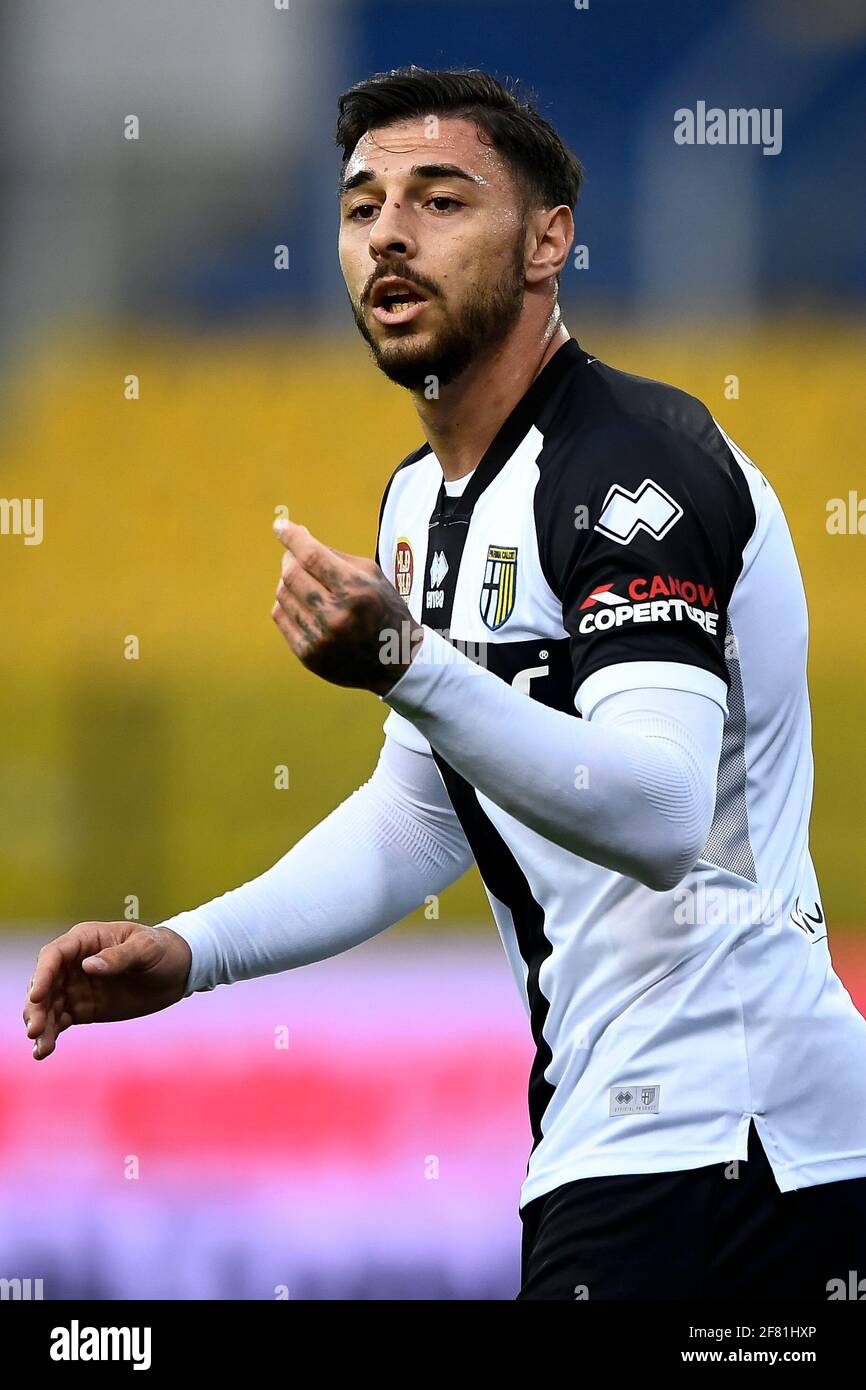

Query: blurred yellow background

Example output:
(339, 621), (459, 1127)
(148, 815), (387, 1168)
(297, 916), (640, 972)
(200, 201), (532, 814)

(2, 319), (864, 928)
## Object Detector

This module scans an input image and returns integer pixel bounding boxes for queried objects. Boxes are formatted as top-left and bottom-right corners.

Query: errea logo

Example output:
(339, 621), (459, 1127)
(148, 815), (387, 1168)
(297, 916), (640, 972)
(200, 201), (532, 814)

(594, 479), (683, 545)
(429, 550), (448, 588)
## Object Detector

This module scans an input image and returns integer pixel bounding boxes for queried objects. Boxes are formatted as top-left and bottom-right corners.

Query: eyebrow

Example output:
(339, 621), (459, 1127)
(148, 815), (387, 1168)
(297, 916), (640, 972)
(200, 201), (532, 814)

(338, 162), (484, 198)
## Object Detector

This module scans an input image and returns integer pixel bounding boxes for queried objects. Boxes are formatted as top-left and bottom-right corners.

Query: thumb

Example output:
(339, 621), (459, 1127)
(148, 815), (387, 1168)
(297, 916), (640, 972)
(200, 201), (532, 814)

(82, 940), (143, 976)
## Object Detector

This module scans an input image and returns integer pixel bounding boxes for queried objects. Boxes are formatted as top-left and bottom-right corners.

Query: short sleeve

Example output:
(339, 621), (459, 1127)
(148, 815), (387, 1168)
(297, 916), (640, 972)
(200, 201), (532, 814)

(537, 416), (756, 714)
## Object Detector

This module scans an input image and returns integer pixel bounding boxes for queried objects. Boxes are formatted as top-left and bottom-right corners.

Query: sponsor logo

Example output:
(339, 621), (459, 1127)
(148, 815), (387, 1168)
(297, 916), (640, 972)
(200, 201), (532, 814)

(394, 537), (413, 599)
(581, 575), (717, 609)
(594, 478), (683, 545)
(577, 576), (719, 636)
(480, 544), (517, 631)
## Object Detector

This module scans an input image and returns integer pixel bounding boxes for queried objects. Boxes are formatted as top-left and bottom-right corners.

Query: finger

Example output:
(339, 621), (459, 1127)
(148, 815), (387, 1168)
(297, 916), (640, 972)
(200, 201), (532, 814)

(34, 1007), (58, 1057)
(28, 936), (80, 1004)
(24, 970), (39, 1022)
(274, 581), (326, 646)
(33, 1009), (72, 1061)
(272, 520), (351, 596)
(81, 938), (147, 976)
(24, 982), (37, 1032)
(330, 546), (379, 574)
(26, 977), (67, 1037)
(32, 996), (65, 1057)
(273, 574), (320, 635)
(47, 983), (89, 1027)
(278, 553), (331, 619)
(24, 999), (48, 1038)
(271, 598), (313, 657)
(280, 549), (330, 599)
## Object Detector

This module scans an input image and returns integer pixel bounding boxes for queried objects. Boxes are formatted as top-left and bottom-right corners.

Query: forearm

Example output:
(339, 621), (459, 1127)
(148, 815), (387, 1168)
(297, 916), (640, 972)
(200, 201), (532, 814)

(156, 738), (473, 994)
(383, 629), (724, 892)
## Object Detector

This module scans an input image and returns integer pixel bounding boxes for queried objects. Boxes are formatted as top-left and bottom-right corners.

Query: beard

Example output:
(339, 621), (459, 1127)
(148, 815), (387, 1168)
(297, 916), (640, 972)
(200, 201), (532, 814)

(349, 234), (527, 391)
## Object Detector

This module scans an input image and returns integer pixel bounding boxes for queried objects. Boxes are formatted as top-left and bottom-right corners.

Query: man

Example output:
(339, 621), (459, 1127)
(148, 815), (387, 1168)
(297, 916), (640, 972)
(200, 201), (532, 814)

(23, 67), (866, 1299)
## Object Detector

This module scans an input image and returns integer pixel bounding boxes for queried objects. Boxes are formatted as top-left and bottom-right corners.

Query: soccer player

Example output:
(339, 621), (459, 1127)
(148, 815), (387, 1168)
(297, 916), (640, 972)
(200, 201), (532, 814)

(23, 68), (866, 1300)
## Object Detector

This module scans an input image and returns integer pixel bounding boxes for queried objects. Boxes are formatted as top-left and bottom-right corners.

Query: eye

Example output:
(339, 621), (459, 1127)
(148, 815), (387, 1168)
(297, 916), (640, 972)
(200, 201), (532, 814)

(347, 203), (379, 222)
(427, 196), (463, 213)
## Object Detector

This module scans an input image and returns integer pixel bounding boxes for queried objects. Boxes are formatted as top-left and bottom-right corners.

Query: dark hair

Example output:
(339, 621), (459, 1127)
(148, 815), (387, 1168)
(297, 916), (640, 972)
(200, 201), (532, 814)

(336, 66), (584, 216)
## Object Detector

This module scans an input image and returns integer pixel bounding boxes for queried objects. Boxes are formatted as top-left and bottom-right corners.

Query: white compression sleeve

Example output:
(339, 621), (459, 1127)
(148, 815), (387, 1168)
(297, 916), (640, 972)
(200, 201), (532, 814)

(156, 734), (474, 995)
(383, 628), (724, 892)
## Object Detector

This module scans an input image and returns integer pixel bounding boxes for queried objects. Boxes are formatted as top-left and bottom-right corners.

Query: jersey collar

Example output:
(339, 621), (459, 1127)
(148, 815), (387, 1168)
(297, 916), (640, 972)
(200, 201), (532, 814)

(431, 337), (587, 523)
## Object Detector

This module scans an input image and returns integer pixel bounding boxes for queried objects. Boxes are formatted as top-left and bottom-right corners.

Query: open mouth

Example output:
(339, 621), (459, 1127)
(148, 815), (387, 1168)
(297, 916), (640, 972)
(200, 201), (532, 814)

(380, 290), (422, 311)
(370, 279), (431, 326)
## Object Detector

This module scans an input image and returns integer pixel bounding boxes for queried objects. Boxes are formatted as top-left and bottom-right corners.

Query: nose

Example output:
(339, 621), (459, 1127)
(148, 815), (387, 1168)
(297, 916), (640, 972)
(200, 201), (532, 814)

(367, 200), (417, 264)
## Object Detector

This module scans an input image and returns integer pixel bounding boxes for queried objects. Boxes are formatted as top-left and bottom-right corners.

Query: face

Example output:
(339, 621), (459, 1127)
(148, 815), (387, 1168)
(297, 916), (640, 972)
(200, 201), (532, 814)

(338, 116), (529, 389)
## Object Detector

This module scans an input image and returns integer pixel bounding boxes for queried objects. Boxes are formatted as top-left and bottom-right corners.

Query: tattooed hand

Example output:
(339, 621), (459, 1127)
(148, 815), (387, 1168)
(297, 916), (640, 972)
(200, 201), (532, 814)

(271, 519), (425, 694)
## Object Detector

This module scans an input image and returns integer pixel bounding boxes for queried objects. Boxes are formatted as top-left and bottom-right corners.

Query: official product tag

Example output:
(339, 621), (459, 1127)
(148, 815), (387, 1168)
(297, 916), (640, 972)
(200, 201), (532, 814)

(609, 1084), (661, 1116)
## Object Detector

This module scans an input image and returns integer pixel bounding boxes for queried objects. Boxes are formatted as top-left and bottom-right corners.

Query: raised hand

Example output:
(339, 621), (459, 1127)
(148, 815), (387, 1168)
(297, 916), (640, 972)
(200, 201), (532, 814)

(271, 519), (424, 694)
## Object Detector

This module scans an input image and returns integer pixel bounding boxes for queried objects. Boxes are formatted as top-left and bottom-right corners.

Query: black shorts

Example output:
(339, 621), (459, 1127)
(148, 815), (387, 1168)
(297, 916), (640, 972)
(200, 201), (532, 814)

(518, 1120), (866, 1299)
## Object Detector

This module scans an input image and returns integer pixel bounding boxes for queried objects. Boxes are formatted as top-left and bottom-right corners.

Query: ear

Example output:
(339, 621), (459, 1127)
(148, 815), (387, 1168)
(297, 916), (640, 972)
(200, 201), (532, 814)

(525, 205), (574, 288)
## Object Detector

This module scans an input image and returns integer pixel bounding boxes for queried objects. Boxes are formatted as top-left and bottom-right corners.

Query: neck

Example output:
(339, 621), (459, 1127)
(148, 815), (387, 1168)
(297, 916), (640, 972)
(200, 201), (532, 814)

(409, 308), (571, 482)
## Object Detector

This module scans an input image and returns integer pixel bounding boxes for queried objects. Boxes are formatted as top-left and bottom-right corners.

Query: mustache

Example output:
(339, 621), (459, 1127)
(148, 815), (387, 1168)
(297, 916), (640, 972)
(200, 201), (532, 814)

(364, 270), (439, 304)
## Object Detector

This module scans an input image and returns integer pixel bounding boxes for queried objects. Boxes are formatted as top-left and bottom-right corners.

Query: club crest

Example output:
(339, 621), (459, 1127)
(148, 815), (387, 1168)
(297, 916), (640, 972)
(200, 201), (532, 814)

(480, 544), (517, 630)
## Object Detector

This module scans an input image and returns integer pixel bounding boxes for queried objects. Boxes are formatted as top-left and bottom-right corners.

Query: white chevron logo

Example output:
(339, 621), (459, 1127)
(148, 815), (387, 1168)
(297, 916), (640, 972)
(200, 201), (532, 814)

(594, 478), (683, 545)
(429, 550), (449, 588)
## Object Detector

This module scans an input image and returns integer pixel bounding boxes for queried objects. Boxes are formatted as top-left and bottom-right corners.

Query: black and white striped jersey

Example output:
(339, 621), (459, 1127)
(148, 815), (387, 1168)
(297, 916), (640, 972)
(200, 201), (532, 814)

(375, 337), (866, 1204)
